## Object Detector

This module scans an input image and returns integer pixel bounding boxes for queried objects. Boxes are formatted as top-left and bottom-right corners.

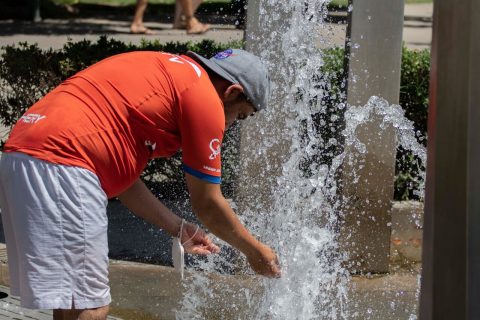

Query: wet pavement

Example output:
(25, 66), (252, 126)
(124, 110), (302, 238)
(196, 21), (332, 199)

(0, 201), (423, 319)
(0, 285), (122, 319)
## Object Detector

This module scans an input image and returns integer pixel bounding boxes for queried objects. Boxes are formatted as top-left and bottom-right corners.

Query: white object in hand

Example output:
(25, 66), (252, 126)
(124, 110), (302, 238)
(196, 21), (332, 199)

(172, 236), (185, 279)
(172, 219), (199, 280)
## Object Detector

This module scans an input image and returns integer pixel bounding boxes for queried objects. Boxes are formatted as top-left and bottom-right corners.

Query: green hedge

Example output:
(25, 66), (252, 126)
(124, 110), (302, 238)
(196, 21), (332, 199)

(395, 47), (429, 200)
(0, 37), (429, 200)
(0, 36), (242, 127)
(318, 46), (430, 200)
(0, 36), (243, 196)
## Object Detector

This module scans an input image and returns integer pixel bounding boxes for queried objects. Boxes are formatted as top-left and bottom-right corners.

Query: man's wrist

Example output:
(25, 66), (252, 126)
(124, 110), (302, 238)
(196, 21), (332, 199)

(167, 216), (183, 238)
(177, 218), (185, 238)
(238, 237), (263, 258)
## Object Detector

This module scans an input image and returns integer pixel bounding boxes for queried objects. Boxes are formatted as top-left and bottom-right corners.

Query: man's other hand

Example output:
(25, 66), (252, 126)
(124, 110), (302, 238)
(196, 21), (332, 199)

(181, 222), (221, 255)
(246, 243), (281, 278)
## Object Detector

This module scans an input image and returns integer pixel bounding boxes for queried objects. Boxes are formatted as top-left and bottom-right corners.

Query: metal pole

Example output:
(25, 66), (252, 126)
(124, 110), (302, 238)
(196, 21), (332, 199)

(419, 0), (480, 319)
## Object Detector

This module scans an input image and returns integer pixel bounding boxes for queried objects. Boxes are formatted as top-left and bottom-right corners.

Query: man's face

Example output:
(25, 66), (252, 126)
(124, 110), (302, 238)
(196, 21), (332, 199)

(224, 98), (256, 128)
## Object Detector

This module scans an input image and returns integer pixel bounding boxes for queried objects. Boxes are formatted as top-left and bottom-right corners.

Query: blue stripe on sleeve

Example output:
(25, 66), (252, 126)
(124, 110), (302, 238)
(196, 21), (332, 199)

(182, 164), (221, 184)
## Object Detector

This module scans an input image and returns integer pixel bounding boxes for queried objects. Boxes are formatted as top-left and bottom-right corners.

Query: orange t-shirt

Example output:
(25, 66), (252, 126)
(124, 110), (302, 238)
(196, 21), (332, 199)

(4, 51), (225, 198)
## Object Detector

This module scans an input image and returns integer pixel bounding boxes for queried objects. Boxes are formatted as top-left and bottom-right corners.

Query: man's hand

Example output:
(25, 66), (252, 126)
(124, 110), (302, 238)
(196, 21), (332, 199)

(181, 221), (221, 255)
(246, 243), (281, 278)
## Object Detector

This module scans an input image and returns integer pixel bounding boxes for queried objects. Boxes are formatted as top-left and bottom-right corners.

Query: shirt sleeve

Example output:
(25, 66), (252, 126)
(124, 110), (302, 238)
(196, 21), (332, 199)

(179, 78), (225, 184)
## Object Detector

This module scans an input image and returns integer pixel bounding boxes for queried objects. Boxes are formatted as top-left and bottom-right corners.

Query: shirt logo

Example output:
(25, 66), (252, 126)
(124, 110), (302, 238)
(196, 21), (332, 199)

(20, 113), (46, 124)
(145, 140), (157, 153)
(214, 49), (236, 60)
(208, 138), (221, 160)
(162, 53), (202, 78)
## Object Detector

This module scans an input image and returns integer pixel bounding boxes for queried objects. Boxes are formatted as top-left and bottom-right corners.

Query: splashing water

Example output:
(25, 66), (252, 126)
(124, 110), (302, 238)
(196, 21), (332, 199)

(176, 0), (426, 319)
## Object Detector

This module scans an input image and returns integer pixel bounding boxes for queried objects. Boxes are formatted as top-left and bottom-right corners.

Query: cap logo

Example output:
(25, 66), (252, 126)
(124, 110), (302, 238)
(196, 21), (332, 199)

(214, 49), (236, 60)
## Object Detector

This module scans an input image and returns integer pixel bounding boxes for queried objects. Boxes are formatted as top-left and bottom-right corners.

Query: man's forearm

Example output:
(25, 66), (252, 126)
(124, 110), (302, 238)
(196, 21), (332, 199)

(117, 178), (181, 236)
(192, 195), (261, 256)
(185, 174), (281, 277)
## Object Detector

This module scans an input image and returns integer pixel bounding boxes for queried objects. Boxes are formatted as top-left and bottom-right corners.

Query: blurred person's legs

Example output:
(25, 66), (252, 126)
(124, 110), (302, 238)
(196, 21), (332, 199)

(173, 0), (202, 28)
(130, 0), (156, 34)
(175, 0), (210, 34)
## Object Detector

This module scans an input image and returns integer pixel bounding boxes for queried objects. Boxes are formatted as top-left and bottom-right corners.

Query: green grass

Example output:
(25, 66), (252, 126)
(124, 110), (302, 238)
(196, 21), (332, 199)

(328, 0), (348, 8)
(53, 0), (229, 6)
(329, 0), (432, 9)
(54, 0), (431, 7)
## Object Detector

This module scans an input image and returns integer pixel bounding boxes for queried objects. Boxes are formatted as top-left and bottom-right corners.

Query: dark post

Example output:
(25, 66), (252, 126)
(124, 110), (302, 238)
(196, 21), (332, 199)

(33, 0), (42, 22)
(419, 0), (480, 319)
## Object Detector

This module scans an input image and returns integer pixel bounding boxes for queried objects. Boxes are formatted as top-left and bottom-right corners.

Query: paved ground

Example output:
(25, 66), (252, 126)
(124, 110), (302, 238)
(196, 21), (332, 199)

(0, 289), (52, 320)
(403, 3), (433, 50)
(0, 257), (420, 320)
(0, 3), (432, 51)
(0, 201), (424, 320)
(0, 285), (123, 319)
(0, 18), (244, 50)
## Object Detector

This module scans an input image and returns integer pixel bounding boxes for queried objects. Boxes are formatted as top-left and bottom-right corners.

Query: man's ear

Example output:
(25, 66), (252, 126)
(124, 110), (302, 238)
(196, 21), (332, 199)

(223, 84), (244, 102)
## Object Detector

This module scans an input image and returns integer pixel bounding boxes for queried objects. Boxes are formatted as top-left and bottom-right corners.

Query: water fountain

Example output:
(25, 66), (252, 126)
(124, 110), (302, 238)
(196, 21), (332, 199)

(174, 1), (426, 319)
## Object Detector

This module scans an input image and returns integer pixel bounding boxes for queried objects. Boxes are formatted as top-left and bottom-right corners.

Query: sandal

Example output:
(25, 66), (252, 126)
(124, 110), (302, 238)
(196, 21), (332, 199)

(186, 17), (210, 35)
(130, 25), (157, 35)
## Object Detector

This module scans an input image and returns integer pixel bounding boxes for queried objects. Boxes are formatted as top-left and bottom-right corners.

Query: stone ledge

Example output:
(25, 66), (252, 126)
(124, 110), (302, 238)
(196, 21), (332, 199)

(0, 257), (420, 319)
(390, 201), (424, 265)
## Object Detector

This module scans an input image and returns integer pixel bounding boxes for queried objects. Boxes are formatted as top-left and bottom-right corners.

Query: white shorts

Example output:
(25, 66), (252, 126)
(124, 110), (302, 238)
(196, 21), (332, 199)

(0, 152), (111, 310)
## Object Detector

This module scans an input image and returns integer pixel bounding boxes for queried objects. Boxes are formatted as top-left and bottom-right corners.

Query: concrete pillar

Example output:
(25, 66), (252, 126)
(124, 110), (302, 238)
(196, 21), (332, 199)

(339, 0), (405, 273)
(235, 1), (344, 214)
(344, 0), (404, 105)
(419, 0), (480, 319)
(233, 0), (292, 213)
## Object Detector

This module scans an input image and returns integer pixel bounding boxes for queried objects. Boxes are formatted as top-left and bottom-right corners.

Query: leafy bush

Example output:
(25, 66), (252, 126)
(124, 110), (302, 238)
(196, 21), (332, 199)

(0, 36), (242, 128)
(298, 47), (347, 178)
(0, 37), (429, 200)
(394, 47), (430, 200)
(0, 36), (243, 195)
(298, 46), (430, 200)
(399, 47), (430, 139)
(0, 44), (63, 127)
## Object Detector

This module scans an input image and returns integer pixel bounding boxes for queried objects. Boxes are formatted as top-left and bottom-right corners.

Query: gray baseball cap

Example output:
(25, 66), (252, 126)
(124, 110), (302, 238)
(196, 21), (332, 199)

(186, 49), (271, 111)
